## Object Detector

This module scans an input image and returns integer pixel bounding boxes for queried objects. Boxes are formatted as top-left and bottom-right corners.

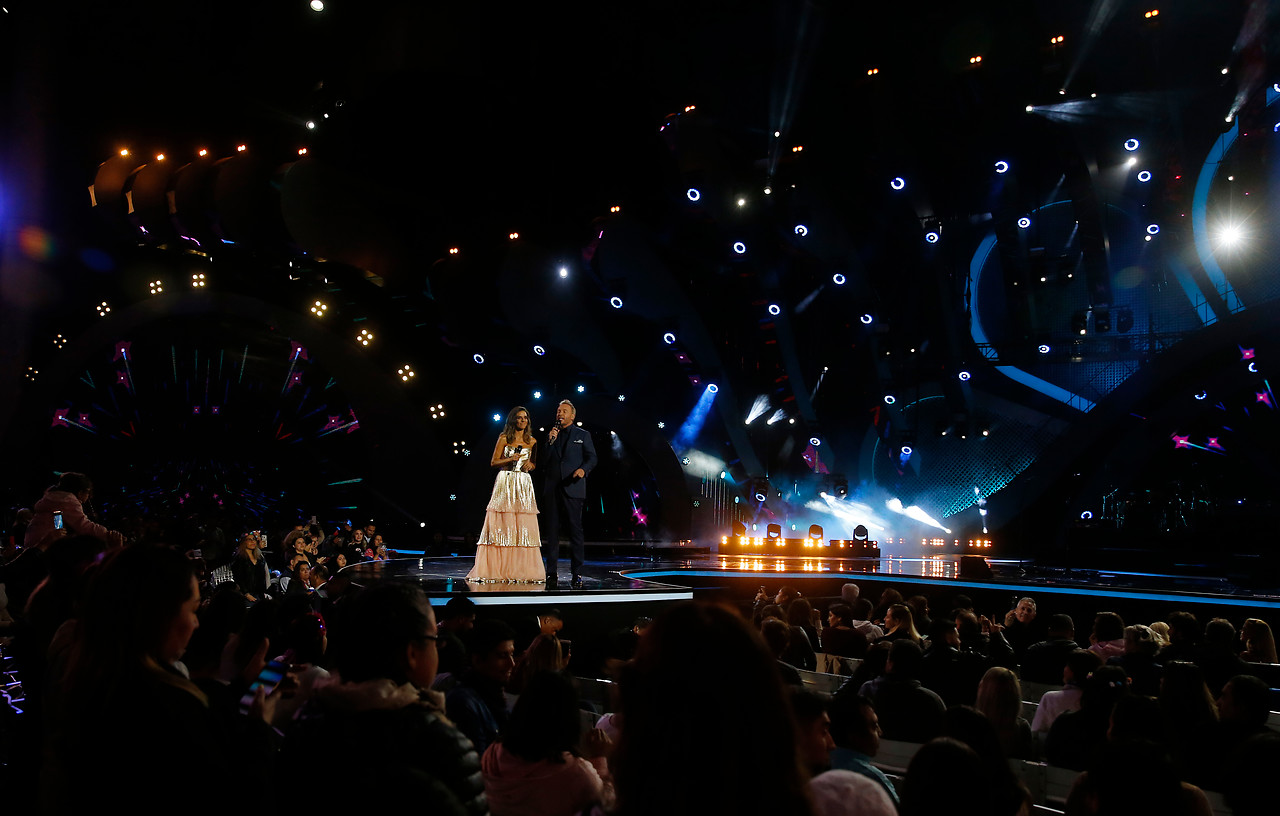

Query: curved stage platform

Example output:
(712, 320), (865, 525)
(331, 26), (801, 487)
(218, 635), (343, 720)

(343, 553), (1280, 617)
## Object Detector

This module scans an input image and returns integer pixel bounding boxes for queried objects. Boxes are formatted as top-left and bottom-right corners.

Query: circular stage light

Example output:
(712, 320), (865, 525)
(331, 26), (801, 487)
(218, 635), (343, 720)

(900, 445), (913, 456)
(609, 296), (623, 309)
(1138, 170), (1152, 182)
(809, 437), (821, 446)
(1249, 362), (1258, 373)
(1146, 224), (1160, 235)
(925, 231), (940, 243)
(686, 188), (701, 201)
(1038, 344), (1051, 354)
(890, 177), (905, 190)
(860, 313), (874, 324)
(754, 491), (767, 502)
(707, 383), (719, 393)
(768, 304), (781, 316)
(1195, 391), (1208, 400)
(832, 273), (846, 285)
(883, 395), (896, 405)
(1124, 139), (1140, 151)
(958, 371), (971, 381)
(473, 353), (485, 364)
(794, 224), (808, 236)
(732, 242), (746, 254)
(994, 161), (1009, 174)
(663, 332), (676, 345)
(559, 267), (569, 278)
(533, 345), (546, 356)
(1080, 511), (1093, 520)
(1017, 217), (1031, 229)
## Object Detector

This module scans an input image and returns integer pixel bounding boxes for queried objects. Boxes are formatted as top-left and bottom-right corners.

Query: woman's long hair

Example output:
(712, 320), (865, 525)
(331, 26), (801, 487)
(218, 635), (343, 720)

(502, 405), (533, 446)
(501, 670), (582, 763)
(613, 601), (814, 816)
(886, 603), (922, 643)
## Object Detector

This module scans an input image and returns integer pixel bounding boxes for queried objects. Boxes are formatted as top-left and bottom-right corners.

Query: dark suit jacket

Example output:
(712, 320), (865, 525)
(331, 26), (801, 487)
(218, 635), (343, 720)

(542, 424), (598, 499)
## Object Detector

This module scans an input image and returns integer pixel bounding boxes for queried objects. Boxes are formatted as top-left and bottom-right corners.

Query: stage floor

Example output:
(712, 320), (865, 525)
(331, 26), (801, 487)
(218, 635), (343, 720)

(342, 553), (1280, 613)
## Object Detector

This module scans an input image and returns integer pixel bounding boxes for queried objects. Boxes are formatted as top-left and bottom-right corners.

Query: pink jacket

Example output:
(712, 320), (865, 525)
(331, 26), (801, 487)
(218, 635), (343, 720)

(25, 489), (111, 550)
(481, 742), (610, 816)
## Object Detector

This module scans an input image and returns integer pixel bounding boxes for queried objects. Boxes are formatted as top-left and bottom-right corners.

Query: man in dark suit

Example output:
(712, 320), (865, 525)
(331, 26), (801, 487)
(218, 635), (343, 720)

(541, 400), (597, 588)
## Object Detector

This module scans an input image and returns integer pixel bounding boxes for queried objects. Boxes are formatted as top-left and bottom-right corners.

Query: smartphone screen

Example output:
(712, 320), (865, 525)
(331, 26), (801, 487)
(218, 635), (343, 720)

(239, 659), (288, 715)
(53, 511), (64, 530)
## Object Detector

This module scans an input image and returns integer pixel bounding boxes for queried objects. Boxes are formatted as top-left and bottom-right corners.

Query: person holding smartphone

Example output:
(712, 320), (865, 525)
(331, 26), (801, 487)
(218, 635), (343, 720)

(24, 472), (124, 551)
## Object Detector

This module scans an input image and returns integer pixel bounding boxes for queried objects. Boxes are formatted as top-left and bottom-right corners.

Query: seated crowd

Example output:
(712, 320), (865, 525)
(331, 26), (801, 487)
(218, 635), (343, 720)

(1, 479), (1279, 816)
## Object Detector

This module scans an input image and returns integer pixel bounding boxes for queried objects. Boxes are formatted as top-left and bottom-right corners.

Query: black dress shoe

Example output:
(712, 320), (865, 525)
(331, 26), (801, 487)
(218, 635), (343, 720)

(546, 574), (558, 585)
(571, 575), (584, 590)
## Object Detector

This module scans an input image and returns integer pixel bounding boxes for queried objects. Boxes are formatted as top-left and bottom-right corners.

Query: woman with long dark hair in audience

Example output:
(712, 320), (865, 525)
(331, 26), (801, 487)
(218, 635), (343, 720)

(872, 588), (903, 625)
(481, 670), (613, 815)
(611, 601), (815, 816)
(1239, 618), (1277, 663)
(231, 532), (270, 603)
(47, 544), (272, 814)
(1044, 665), (1131, 771)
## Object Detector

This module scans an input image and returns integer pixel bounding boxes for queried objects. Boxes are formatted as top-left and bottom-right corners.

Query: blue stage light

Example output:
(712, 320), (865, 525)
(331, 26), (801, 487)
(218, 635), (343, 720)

(884, 395), (896, 405)
(1138, 171), (1152, 182)
(609, 296), (623, 308)
(768, 304), (781, 316)
(686, 188), (701, 201)
(533, 345), (546, 356)
(577, 385), (585, 393)
(1195, 391), (1207, 400)
(732, 242), (746, 254)
(900, 445), (912, 456)
(1146, 224), (1160, 235)
(861, 314), (873, 325)
(1080, 510), (1093, 520)
(473, 353), (485, 364)
(707, 383), (719, 393)
(754, 491), (767, 502)
(958, 371), (971, 381)
(1124, 139), (1140, 151)
(1018, 217), (1031, 229)
(994, 161), (1009, 174)
(832, 273), (846, 285)
(493, 413), (501, 422)
(1038, 344), (1051, 354)
(663, 332), (676, 344)
(794, 224), (808, 236)
(533, 391), (542, 399)
(925, 231), (940, 243)
(809, 437), (821, 446)
(890, 177), (905, 190)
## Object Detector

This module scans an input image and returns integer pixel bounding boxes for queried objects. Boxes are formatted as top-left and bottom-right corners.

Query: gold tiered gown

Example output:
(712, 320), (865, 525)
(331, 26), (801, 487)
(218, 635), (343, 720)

(466, 445), (545, 583)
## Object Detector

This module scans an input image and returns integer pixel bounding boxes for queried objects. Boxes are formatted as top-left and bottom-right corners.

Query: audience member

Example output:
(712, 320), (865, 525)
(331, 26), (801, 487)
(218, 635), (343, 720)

(828, 694), (898, 806)
(1032, 649), (1104, 733)
(822, 602), (869, 658)
(1087, 611), (1126, 659)
(956, 608), (1015, 668)
(1207, 674), (1272, 788)
(1222, 732), (1280, 816)
(858, 639), (945, 742)
(847, 597), (884, 641)
(1002, 596), (1042, 658)
(1044, 664), (1130, 770)
(791, 688), (837, 776)
(1065, 739), (1214, 816)
(938, 706), (1032, 816)
(871, 588), (902, 624)
(899, 738), (1006, 816)
(284, 582), (485, 814)
(762, 617), (805, 686)
(1238, 618), (1276, 663)
(877, 602), (922, 645)
(481, 670), (613, 816)
(788, 598), (822, 660)
(447, 618), (518, 755)
(808, 770), (897, 816)
(611, 601), (815, 816)
(919, 618), (986, 706)
(1019, 613), (1080, 684)
(1157, 661), (1219, 786)
(1159, 611), (1203, 663)
(1105, 623), (1163, 697)
(1198, 617), (1251, 696)
(906, 595), (933, 636)
(975, 666), (1032, 758)
(231, 532), (270, 603)
(436, 595), (478, 677)
(508, 633), (568, 695)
